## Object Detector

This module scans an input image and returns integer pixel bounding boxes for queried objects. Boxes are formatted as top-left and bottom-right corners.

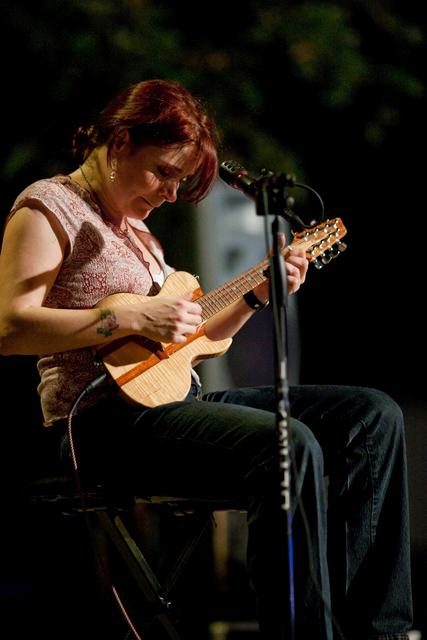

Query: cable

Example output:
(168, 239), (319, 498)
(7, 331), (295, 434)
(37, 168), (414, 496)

(67, 371), (108, 478)
(293, 182), (325, 226)
(66, 372), (143, 640)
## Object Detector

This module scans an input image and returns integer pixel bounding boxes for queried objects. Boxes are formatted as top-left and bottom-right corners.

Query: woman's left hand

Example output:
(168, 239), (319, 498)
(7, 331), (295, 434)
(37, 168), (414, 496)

(253, 235), (309, 301)
(285, 245), (308, 294)
(204, 236), (309, 342)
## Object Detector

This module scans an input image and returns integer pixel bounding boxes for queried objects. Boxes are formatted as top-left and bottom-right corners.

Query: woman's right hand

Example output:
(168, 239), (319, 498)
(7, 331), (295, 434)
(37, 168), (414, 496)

(0, 207), (202, 355)
(126, 292), (203, 344)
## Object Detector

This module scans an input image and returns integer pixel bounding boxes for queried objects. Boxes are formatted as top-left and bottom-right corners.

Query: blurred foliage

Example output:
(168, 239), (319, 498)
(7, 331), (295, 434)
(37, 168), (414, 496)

(1, 0), (424, 207)
(1, 0), (425, 390)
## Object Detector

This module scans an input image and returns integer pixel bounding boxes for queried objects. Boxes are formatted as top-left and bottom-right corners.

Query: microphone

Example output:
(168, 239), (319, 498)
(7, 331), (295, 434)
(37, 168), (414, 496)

(218, 160), (261, 198)
(219, 159), (306, 227)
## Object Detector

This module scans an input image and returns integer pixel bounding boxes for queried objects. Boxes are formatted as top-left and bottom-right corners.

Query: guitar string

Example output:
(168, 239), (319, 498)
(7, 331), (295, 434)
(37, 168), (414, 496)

(198, 222), (345, 319)
(78, 166), (343, 318)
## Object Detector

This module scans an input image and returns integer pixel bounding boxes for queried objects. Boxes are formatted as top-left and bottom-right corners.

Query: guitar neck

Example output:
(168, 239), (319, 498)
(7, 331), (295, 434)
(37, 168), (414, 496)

(198, 256), (270, 321)
(196, 217), (347, 321)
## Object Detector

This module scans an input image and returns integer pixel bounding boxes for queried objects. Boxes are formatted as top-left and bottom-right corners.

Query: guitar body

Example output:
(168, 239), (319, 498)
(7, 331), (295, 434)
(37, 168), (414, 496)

(95, 217), (347, 408)
(95, 271), (232, 408)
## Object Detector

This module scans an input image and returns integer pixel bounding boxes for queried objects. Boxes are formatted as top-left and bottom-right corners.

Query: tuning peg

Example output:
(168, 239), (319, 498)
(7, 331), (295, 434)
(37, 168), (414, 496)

(328, 247), (340, 260)
(320, 252), (332, 265)
(312, 258), (324, 269)
(337, 241), (347, 252)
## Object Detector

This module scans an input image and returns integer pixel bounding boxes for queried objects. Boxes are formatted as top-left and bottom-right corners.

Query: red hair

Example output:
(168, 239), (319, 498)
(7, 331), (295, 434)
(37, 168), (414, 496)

(72, 79), (219, 203)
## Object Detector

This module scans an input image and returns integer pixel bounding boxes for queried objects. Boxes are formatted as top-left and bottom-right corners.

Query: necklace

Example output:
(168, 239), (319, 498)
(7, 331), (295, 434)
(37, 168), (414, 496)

(79, 164), (121, 227)
(79, 164), (96, 195)
(79, 165), (134, 240)
(78, 166), (154, 278)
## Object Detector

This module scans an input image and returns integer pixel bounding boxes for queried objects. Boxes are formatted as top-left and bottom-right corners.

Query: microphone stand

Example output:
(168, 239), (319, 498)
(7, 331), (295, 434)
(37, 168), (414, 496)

(257, 173), (297, 640)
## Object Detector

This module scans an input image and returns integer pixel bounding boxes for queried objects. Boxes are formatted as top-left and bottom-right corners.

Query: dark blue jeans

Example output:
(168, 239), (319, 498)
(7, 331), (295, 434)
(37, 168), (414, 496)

(57, 384), (413, 640)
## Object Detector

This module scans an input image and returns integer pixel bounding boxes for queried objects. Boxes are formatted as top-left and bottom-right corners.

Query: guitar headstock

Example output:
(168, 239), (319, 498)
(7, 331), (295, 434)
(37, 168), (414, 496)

(290, 217), (347, 269)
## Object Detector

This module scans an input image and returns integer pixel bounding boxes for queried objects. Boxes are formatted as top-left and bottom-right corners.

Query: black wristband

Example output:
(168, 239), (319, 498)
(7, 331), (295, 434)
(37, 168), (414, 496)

(243, 290), (269, 311)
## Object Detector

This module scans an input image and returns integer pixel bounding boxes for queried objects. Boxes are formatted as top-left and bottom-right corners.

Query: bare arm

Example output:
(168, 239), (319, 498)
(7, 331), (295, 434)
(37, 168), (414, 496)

(0, 207), (203, 356)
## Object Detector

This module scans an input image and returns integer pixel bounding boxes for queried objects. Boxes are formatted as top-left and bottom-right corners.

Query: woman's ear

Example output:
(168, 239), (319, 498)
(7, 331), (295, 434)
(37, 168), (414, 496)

(112, 127), (130, 153)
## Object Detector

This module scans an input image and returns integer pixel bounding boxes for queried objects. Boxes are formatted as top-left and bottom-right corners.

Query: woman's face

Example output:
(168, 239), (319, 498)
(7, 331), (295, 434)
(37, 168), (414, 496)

(112, 142), (200, 220)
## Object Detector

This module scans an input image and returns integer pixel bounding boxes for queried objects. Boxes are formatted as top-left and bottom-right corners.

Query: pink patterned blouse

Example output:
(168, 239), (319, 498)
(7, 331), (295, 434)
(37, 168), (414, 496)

(9, 175), (174, 426)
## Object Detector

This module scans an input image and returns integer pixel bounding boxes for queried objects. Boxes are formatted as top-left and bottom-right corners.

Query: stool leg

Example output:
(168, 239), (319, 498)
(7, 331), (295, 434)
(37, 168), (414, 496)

(162, 511), (213, 595)
(94, 510), (183, 640)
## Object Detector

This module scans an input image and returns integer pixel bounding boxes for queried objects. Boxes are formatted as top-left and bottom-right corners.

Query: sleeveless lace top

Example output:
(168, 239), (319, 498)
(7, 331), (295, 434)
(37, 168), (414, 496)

(9, 175), (174, 425)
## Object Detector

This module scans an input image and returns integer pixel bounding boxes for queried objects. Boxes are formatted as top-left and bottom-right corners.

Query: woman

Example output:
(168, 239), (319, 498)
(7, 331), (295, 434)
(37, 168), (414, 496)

(0, 79), (412, 639)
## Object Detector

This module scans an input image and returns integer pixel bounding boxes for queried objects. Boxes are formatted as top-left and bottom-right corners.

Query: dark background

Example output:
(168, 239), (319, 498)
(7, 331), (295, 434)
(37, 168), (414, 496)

(1, 1), (426, 637)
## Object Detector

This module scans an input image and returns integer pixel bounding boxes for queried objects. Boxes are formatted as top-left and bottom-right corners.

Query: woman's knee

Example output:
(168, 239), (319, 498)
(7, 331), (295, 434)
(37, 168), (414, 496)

(291, 419), (324, 477)
(352, 386), (405, 441)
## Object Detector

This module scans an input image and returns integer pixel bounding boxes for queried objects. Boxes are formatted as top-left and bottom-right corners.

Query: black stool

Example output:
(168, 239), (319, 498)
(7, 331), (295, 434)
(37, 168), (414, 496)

(23, 475), (246, 640)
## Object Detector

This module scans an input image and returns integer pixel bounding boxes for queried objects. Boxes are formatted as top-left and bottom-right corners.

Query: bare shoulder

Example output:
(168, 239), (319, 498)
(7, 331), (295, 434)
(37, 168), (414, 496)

(3, 205), (68, 254)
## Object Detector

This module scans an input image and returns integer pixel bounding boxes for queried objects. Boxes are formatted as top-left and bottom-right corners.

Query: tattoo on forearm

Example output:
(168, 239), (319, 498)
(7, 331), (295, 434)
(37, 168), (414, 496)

(96, 309), (119, 337)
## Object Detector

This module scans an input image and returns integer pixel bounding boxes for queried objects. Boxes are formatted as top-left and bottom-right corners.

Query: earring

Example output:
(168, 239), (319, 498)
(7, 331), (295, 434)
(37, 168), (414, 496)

(110, 159), (117, 182)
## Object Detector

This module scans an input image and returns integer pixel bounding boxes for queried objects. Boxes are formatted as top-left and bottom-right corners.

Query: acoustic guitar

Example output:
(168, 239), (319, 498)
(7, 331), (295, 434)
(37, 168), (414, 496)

(95, 218), (347, 407)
